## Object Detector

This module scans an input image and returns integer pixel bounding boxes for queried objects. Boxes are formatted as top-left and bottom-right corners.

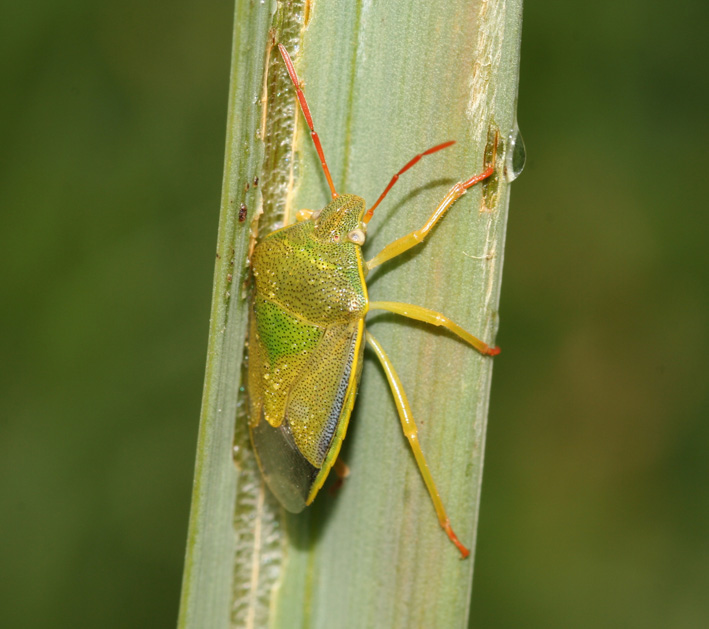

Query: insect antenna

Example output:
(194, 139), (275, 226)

(278, 44), (338, 199)
(362, 140), (456, 224)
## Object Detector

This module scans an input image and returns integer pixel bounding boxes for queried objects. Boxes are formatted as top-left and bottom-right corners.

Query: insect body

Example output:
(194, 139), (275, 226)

(248, 45), (499, 558)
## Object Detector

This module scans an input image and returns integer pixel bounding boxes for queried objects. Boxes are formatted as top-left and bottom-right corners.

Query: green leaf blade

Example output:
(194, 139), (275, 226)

(179, 1), (523, 627)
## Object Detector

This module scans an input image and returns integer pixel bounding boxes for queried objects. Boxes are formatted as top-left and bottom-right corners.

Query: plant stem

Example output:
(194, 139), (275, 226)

(179, 1), (523, 627)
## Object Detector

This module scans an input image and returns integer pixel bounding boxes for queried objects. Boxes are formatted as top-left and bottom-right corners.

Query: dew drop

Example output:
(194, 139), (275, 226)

(505, 122), (526, 182)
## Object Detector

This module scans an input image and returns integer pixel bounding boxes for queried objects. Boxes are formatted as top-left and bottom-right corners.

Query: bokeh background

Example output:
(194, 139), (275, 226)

(2, 1), (707, 627)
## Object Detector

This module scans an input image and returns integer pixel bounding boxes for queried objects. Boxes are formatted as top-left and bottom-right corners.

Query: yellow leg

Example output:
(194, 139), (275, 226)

(366, 134), (498, 272)
(369, 301), (499, 356)
(365, 331), (470, 558)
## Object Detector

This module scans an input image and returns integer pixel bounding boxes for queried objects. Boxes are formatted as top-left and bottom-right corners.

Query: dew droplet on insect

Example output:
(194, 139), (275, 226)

(504, 121), (526, 182)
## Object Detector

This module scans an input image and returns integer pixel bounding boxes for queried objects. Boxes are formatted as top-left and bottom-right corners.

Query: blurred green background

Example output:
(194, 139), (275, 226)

(2, 1), (707, 628)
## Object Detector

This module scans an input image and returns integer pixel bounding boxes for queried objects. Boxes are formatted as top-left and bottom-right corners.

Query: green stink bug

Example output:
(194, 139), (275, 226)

(248, 44), (499, 558)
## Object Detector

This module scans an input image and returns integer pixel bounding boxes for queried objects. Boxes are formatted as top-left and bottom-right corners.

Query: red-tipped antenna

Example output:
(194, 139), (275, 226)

(278, 44), (338, 199)
(362, 140), (456, 224)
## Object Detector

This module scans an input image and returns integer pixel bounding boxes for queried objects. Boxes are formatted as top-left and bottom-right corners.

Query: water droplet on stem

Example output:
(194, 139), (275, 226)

(505, 122), (526, 182)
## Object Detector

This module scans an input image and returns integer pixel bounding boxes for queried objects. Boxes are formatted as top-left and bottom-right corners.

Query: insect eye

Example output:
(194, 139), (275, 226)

(347, 229), (366, 245)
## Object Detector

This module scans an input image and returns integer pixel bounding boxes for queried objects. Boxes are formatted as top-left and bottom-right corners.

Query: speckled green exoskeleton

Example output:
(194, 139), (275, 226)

(248, 44), (500, 558)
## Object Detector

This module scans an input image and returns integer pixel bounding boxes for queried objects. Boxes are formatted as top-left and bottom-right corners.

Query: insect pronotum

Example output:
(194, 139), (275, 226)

(247, 44), (499, 558)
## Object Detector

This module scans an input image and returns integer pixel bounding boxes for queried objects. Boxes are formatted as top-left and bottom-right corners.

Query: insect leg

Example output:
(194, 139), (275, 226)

(369, 301), (499, 356)
(365, 331), (470, 559)
(295, 209), (314, 222)
(328, 456), (351, 496)
(366, 133), (498, 272)
(333, 456), (350, 479)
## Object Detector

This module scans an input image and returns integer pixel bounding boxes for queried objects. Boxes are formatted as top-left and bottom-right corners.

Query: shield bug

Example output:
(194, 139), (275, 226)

(248, 44), (499, 558)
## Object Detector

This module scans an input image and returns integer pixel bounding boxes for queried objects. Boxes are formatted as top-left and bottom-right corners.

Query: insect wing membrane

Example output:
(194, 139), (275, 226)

(250, 317), (363, 512)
